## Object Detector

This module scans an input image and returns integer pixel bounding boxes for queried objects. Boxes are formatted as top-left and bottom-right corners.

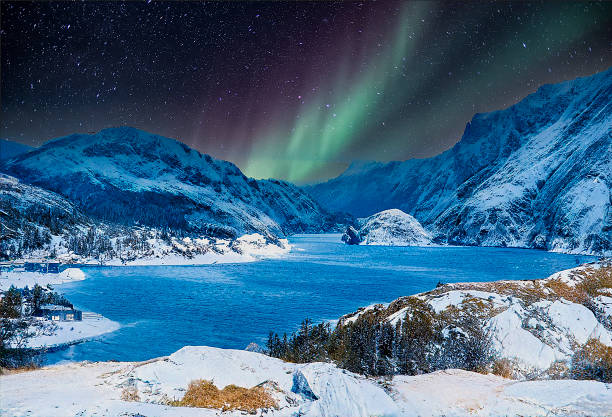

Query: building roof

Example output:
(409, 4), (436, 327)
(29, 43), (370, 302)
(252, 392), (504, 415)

(24, 259), (61, 264)
(39, 304), (74, 311)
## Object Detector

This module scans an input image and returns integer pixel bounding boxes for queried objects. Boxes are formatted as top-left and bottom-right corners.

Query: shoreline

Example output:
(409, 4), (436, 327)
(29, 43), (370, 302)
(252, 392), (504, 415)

(0, 233), (293, 272)
(1, 262), (611, 416)
(0, 268), (87, 291)
(27, 315), (121, 352)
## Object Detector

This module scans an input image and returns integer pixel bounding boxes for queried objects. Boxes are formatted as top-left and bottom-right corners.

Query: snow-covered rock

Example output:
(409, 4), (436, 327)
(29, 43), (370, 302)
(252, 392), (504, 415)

(307, 67), (612, 255)
(106, 346), (398, 416)
(343, 208), (433, 246)
(340, 263), (612, 376)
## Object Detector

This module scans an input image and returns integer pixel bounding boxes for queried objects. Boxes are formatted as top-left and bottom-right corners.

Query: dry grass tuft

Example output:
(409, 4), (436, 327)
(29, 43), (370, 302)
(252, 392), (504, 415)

(545, 360), (570, 380)
(544, 278), (586, 304)
(0, 363), (40, 375)
(120, 386), (140, 402)
(169, 379), (278, 412)
(576, 266), (612, 297)
(491, 358), (514, 379)
(571, 338), (612, 382)
(542, 266), (612, 304)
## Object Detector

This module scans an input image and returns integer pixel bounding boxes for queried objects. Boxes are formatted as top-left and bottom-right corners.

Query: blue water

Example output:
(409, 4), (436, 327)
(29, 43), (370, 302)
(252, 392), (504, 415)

(46, 234), (593, 364)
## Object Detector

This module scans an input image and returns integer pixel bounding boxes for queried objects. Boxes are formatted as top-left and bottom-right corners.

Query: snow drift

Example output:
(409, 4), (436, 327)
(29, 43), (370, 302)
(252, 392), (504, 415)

(2, 344), (611, 417)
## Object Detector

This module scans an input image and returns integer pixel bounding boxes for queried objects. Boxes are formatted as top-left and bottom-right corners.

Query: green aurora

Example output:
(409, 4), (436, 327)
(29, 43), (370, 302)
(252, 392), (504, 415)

(240, 2), (611, 184)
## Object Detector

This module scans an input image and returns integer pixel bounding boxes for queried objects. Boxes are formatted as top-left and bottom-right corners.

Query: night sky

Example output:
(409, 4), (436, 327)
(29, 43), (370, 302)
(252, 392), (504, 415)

(1, 1), (611, 184)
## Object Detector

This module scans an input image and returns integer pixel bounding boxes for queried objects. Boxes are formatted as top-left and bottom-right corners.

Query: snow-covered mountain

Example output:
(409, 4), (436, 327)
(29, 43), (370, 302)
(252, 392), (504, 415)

(1, 127), (337, 239)
(0, 139), (33, 161)
(0, 173), (89, 258)
(342, 209), (432, 246)
(308, 68), (612, 255)
(0, 173), (291, 264)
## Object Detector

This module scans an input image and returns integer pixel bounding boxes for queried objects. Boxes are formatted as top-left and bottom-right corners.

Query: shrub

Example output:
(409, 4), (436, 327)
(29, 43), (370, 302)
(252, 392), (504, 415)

(120, 386), (140, 402)
(169, 379), (277, 412)
(545, 360), (570, 380)
(571, 339), (612, 382)
(576, 266), (612, 298)
(269, 296), (497, 377)
(433, 315), (496, 374)
(491, 358), (513, 378)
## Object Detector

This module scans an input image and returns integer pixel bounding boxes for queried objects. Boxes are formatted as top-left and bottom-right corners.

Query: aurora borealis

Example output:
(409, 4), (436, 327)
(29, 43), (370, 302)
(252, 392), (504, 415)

(2, 1), (611, 183)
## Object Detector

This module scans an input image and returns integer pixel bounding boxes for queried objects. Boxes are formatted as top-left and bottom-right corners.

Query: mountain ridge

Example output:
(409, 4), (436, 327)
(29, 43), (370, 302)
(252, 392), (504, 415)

(1, 127), (339, 240)
(307, 67), (612, 255)
(0, 139), (33, 161)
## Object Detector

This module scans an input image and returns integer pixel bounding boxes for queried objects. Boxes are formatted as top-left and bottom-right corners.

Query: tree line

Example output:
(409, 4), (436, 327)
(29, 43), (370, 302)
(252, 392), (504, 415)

(267, 298), (494, 377)
(0, 284), (73, 369)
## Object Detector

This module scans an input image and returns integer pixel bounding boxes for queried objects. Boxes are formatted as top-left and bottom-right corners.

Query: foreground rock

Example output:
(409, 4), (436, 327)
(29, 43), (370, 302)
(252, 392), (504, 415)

(2, 345), (611, 417)
(342, 209), (433, 246)
(341, 263), (612, 377)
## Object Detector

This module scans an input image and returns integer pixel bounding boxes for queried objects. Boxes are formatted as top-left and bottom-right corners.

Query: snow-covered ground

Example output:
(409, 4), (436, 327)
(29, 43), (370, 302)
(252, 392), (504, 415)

(103, 233), (291, 266)
(0, 268), (86, 291)
(0, 268), (120, 348)
(1, 345), (611, 417)
(25, 314), (120, 349)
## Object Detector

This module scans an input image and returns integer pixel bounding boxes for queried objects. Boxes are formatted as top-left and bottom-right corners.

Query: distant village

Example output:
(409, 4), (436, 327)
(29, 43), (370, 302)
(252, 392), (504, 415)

(0, 259), (83, 323)
(0, 259), (65, 274)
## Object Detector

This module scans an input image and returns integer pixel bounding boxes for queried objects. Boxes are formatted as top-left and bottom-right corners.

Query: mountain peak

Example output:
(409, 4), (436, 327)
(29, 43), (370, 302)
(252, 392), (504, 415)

(308, 68), (612, 255)
(0, 139), (34, 161)
(2, 127), (335, 238)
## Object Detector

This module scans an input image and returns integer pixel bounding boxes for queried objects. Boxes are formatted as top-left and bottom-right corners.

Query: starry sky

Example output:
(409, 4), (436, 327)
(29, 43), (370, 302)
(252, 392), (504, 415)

(1, 1), (611, 184)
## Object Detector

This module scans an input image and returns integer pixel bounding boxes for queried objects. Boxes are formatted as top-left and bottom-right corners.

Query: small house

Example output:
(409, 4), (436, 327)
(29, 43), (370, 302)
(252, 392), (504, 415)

(24, 260), (62, 273)
(47, 262), (61, 273)
(37, 304), (82, 321)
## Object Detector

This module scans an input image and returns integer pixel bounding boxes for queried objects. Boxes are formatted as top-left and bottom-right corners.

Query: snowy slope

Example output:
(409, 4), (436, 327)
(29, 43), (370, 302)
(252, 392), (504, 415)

(307, 67), (612, 255)
(1, 127), (336, 239)
(341, 263), (612, 376)
(0, 139), (33, 161)
(343, 208), (433, 246)
(0, 174), (290, 264)
(0, 173), (90, 259)
(2, 346), (611, 417)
